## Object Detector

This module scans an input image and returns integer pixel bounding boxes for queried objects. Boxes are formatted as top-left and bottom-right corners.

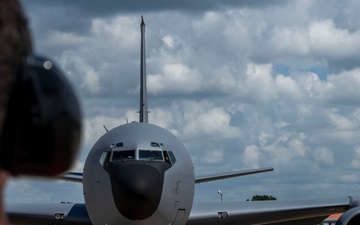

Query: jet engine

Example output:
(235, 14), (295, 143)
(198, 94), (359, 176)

(336, 200), (360, 225)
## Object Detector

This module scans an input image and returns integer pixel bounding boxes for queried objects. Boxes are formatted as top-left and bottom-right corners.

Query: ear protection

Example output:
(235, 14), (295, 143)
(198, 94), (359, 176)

(0, 55), (82, 176)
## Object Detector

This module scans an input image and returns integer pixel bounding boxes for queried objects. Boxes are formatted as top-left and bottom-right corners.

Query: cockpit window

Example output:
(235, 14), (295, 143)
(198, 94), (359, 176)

(110, 142), (123, 148)
(164, 151), (177, 165)
(168, 151), (177, 164)
(111, 150), (135, 161)
(150, 142), (160, 148)
(138, 150), (163, 161)
(115, 142), (123, 148)
(99, 151), (111, 167)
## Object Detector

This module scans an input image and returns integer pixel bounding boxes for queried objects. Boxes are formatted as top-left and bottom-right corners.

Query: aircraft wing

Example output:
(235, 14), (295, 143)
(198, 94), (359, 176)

(195, 167), (274, 183)
(61, 167), (274, 184)
(62, 167), (274, 184)
(57, 172), (83, 183)
(187, 197), (353, 225)
(6, 197), (357, 225)
(6, 203), (91, 225)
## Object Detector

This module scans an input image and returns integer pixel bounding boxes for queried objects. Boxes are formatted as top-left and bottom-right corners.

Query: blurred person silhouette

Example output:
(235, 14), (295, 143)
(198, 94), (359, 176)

(0, 1), (82, 224)
(0, 1), (32, 223)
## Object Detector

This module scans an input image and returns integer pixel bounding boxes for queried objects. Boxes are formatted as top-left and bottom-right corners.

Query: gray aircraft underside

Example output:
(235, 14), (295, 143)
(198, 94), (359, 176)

(6, 17), (360, 225)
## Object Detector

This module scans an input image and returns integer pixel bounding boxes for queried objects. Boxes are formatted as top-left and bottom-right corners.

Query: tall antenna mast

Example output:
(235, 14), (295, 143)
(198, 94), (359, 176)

(139, 16), (148, 123)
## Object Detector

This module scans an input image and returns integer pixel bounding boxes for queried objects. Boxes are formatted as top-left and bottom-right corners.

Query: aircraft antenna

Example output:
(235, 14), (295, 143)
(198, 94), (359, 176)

(103, 125), (108, 133)
(139, 16), (148, 123)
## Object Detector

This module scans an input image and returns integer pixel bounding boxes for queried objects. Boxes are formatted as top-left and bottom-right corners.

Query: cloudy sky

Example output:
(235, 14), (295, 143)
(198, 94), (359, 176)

(6, 0), (360, 204)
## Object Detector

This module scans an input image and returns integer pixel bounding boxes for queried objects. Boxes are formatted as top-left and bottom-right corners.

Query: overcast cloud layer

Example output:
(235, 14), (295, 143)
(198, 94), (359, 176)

(6, 0), (360, 204)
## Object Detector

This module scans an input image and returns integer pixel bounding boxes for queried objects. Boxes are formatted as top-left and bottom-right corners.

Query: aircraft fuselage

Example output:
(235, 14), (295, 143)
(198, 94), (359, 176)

(83, 122), (195, 225)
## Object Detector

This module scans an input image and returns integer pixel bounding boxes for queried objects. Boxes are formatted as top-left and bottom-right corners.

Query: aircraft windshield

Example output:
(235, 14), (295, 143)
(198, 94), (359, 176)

(138, 150), (164, 161)
(111, 150), (135, 161)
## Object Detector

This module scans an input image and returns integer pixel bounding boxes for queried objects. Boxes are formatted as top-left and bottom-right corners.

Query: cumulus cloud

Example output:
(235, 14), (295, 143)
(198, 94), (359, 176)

(309, 19), (360, 59)
(275, 74), (303, 100)
(200, 149), (224, 165)
(148, 107), (175, 132)
(268, 18), (360, 60)
(350, 146), (360, 169)
(337, 175), (360, 183)
(70, 160), (85, 172)
(162, 35), (175, 49)
(91, 16), (138, 49)
(72, 56), (101, 94)
(242, 145), (261, 168)
(44, 31), (89, 47)
(271, 25), (310, 56)
(313, 147), (334, 166)
(325, 69), (360, 105)
(174, 100), (240, 139)
(239, 63), (277, 103)
(83, 115), (124, 147)
(148, 63), (202, 94)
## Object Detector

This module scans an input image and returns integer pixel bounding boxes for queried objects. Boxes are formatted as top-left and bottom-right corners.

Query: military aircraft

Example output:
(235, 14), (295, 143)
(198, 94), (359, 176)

(6, 17), (360, 225)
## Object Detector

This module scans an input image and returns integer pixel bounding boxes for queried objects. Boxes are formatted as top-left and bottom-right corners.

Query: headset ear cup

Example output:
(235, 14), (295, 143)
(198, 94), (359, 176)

(0, 64), (24, 173)
(0, 60), (48, 175)
(15, 67), (54, 173)
(0, 56), (82, 176)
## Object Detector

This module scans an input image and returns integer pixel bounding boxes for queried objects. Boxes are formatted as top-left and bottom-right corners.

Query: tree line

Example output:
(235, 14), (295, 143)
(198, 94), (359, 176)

(247, 195), (277, 201)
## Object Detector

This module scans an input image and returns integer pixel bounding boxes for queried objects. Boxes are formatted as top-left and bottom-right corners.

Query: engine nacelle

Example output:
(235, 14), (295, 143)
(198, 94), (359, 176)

(336, 207), (360, 225)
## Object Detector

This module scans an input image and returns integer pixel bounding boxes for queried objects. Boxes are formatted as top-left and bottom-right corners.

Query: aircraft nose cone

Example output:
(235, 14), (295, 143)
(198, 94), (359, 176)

(106, 162), (170, 220)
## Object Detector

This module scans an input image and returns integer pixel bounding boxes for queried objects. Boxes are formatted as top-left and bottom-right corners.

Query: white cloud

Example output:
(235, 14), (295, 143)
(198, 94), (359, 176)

(271, 25), (309, 56)
(148, 107), (175, 132)
(73, 56), (101, 94)
(275, 74), (303, 100)
(148, 63), (203, 94)
(162, 35), (175, 49)
(350, 146), (360, 169)
(69, 160), (85, 172)
(59, 51), (101, 95)
(309, 19), (360, 58)
(242, 145), (260, 168)
(83, 115), (123, 146)
(200, 149), (224, 165)
(239, 63), (277, 103)
(91, 16), (138, 49)
(293, 72), (320, 98)
(208, 65), (237, 93)
(289, 133), (308, 157)
(45, 31), (88, 47)
(269, 18), (360, 59)
(261, 130), (312, 168)
(326, 69), (360, 104)
(337, 175), (360, 183)
(176, 100), (240, 139)
(328, 112), (354, 130)
(313, 147), (334, 166)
